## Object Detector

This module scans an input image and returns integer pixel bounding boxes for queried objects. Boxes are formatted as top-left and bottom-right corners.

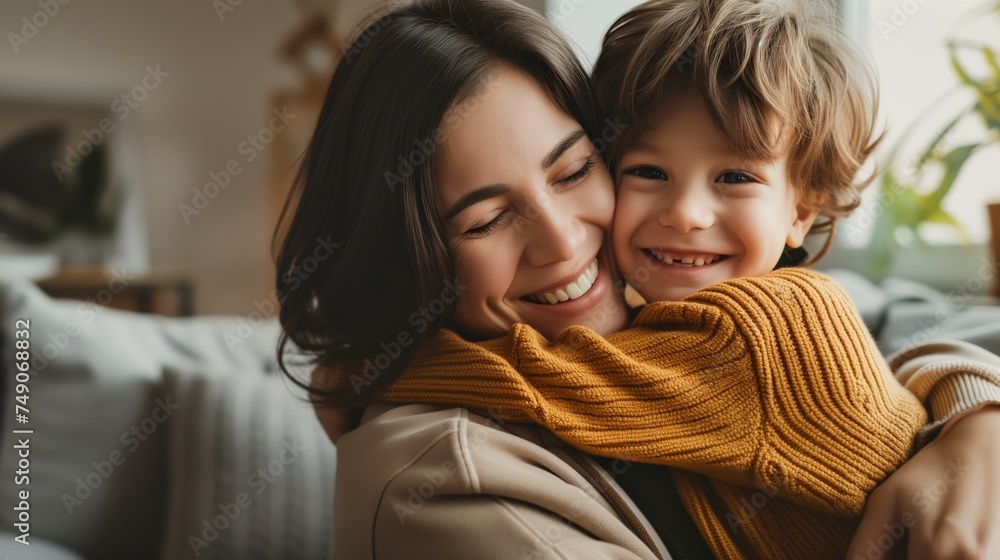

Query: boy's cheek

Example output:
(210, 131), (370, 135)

(612, 191), (648, 241)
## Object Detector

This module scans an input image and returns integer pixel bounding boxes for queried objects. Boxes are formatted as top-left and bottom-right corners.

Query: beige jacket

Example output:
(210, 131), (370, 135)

(329, 340), (1000, 560)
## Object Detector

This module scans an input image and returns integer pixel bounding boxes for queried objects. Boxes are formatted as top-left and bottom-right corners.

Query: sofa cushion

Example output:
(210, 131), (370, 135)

(0, 532), (87, 560)
(0, 279), (285, 560)
(159, 367), (336, 560)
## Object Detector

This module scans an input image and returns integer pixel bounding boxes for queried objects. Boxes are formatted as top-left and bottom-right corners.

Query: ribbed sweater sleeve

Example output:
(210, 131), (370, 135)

(887, 339), (1000, 445)
(384, 268), (927, 517)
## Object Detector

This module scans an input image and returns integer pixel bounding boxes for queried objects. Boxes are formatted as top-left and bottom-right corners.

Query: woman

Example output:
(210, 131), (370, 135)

(275, 0), (1000, 557)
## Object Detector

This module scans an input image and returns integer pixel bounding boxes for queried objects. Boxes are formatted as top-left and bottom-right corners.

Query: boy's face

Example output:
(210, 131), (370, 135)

(612, 94), (818, 302)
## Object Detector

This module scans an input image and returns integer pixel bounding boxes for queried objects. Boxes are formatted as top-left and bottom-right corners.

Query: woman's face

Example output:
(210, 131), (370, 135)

(434, 65), (629, 340)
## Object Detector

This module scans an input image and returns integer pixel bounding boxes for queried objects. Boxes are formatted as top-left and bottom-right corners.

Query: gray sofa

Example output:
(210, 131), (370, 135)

(0, 279), (336, 560)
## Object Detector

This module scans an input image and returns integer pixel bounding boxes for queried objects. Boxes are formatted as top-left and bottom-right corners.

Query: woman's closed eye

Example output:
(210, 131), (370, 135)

(464, 158), (595, 238)
(556, 158), (595, 188)
(465, 210), (509, 237)
(624, 166), (667, 180)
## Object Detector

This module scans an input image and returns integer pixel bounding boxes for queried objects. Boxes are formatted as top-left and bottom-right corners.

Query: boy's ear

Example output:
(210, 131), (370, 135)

(786, 202), (820, 249)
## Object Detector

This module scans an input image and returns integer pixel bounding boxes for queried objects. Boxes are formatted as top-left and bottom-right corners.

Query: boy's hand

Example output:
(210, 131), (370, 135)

(847, 405), (1000, 559)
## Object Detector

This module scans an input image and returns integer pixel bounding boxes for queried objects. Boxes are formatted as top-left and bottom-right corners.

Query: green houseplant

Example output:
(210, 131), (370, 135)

(867, 0), (1000, 278)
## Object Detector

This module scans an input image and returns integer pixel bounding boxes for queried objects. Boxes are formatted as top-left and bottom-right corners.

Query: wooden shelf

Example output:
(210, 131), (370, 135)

(35, 266), (194, 316)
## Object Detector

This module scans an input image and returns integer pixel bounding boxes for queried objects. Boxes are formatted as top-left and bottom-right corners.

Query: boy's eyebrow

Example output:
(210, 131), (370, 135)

(624, 139), (777, 166)
(624, 138), (660, 154)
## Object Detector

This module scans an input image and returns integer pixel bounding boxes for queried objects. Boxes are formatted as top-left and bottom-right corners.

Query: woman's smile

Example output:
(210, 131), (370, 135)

(523, 258), (598, 304)
(518, 256), (613, 320)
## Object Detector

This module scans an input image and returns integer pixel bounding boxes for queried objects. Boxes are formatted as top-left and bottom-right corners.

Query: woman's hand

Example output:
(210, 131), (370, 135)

(847, 405), (1000, 559)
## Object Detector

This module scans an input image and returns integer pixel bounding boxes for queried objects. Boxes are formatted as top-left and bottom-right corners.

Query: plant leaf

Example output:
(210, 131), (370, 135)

(921, 208), (961, 228)
(888, 183), (927, 229)
(950, 44), (1000, 124)
(913, 108), (970, 172)
(950, 43), (977, 86)
(917, 208), (971, 245)
(942, 41), (1000, 136)
(984, 45), (1000, 78)
(920, 143), (980, 216)
(972, 47), (1000, 134)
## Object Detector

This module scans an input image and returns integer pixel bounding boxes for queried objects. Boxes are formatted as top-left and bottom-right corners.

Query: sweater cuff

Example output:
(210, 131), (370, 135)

(915, 373), (1000, 447)
(888, 340), (1000, 449)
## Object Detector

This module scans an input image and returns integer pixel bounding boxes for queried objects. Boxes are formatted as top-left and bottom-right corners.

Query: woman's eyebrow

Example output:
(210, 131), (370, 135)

(445, 129), (587, 221)
(542, 129), (587, 169)
(445, 184), (509, 221)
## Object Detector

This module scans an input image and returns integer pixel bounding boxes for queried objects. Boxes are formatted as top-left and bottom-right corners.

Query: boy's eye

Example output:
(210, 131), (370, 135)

(718, 171), (756, 184)
(625, 166), (667, 180)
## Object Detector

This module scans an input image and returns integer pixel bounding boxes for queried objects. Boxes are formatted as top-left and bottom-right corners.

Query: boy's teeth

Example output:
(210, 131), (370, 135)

(529, 260), (599, 305)
(648, 249), (722, 268)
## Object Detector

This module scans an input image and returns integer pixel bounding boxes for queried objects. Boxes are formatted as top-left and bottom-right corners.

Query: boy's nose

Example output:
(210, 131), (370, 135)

(657, 193), (714, 233)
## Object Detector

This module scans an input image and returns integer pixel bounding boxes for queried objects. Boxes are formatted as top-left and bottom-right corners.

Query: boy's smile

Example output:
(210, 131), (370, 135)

(612, 93), (818, 302)
(644, 249), (727, 268)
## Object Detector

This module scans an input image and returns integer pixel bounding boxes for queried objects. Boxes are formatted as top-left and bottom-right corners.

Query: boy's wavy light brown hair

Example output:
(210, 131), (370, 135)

(592, 0), (884, 264)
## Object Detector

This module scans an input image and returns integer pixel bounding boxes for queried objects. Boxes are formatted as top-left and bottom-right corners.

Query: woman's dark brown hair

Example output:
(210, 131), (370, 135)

(274, 0), (599, 409)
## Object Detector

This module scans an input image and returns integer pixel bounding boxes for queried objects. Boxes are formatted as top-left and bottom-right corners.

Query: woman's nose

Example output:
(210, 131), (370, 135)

(657, 188), (714, 233)
(522, 196), (586, 267)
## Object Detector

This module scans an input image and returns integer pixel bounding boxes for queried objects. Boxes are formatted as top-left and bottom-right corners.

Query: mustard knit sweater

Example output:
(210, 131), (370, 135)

(357, 268), (929, 558)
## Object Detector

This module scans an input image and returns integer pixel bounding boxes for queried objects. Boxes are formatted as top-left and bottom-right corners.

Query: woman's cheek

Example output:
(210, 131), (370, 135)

(452, 242), (510, 312)
(452, 244), (488, 299)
